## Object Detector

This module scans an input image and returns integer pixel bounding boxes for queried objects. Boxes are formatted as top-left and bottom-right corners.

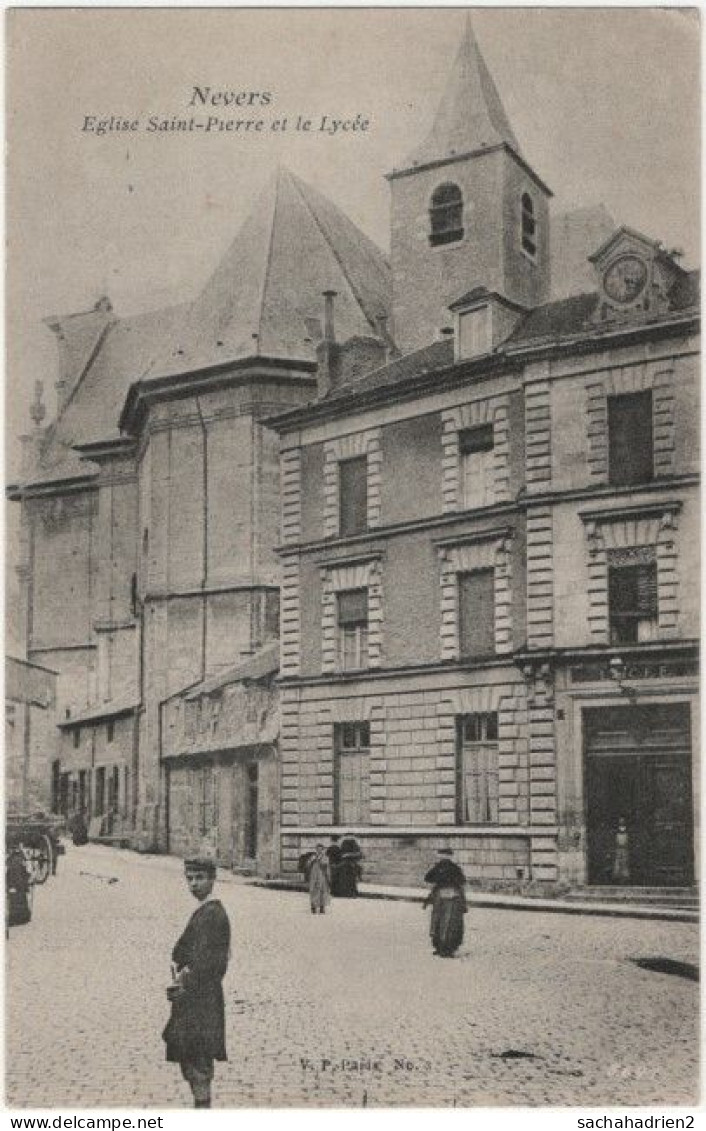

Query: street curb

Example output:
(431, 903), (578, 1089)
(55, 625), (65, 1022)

(81, 846), (698, 924)
(246, 878), (698, 923)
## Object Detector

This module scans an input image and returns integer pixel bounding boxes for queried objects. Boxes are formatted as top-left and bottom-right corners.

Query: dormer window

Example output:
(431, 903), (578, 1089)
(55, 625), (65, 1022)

(521, 193), (537, 258)
(429, 183), (464, 247)
(457, 305), (491, 359)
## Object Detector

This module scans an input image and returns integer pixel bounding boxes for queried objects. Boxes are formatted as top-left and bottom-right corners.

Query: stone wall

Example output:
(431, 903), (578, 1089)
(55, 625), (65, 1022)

(279, 673), (546, 886)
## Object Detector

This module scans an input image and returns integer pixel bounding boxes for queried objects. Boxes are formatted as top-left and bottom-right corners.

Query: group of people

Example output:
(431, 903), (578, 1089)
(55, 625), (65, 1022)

(300, 833), (363, 914)
(163, 843), (469, 1108)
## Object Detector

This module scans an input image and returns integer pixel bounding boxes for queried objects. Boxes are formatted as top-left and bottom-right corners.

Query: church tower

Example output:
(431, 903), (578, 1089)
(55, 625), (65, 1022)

(388, 18), (552, 354)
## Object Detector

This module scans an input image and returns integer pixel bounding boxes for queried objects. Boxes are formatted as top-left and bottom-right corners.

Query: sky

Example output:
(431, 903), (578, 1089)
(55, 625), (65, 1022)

(5, 6), (700, 476)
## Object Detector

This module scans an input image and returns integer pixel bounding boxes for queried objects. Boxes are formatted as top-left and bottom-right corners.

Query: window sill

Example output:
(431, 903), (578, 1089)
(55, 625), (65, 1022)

(429, 231), (465, 248)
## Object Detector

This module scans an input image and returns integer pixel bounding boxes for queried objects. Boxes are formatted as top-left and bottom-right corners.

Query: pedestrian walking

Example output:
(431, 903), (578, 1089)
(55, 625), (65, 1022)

(308, 843), (331, 914)
(422, 848), (468, 957)
(326, 835), (343, 896)
(162, 856), (231, 1108)
(70, 809), (88, 846)
(6, 847), (31, 930)
(612, 816), (630, 883)
(337, 832), (363, 897)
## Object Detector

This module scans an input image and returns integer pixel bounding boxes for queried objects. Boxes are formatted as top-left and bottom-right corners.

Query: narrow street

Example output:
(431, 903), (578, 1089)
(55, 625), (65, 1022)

(6, 843), (698, 1109)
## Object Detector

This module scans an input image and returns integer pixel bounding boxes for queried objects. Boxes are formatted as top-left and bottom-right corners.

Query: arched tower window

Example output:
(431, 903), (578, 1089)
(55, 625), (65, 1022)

(521, 193), (537, 258)
(429, 183), (464, 247)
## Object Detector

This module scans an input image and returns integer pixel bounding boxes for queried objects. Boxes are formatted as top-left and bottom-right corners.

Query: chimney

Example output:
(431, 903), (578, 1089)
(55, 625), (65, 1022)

(375, 312), (400, 362)
(323, 290), (337, 342)
(316, 290), (341, 398)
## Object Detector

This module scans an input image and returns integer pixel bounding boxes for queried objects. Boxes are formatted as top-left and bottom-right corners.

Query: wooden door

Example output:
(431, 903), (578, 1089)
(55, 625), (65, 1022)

(584, 704), (693, 887)
(644, 756), (694, 885)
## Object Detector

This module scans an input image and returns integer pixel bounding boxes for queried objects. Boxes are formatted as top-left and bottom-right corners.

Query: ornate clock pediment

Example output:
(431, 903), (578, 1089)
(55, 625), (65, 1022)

(588, 225), (684, 324)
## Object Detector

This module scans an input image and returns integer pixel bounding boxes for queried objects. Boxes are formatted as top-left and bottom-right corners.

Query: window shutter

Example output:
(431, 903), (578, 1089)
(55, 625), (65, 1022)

(339, 457), (368, 535)
(636, 562), (658, 616)
(608, 566), (635, 616)
(429, 183), (464, 245)
(608, 391), (654, 486)
(458, 570), (495, 657)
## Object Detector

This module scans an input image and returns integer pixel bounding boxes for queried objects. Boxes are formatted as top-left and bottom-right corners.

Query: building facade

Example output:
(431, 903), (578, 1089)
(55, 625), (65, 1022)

(6, 656), (58, 814)
(269, 25), (699, 889)
(8, 169), (392, 871)
(8, 19), (698, 889)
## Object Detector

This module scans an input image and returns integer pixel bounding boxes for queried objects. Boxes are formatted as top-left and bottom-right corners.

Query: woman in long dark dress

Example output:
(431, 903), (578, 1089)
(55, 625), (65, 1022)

(6, 848), (31, 928)
(337, 833), (363, 897)
(326, 836), (343, 896)
(423, 849), (467, 957)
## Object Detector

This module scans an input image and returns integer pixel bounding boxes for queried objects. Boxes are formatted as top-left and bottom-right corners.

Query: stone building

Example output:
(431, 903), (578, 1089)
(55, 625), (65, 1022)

(8, 19), (698, 889)
(268, 24), (699, 889)
(5, 656), (57, 814)
(8, 168), (392, 870)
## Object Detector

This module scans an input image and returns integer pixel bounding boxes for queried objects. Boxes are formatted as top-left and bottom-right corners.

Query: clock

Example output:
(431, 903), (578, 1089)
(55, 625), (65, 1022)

(603, 254), (649, 305)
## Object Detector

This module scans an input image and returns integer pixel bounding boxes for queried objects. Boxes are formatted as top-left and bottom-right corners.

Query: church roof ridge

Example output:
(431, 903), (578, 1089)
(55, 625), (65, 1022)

(144, 165), (391, 381)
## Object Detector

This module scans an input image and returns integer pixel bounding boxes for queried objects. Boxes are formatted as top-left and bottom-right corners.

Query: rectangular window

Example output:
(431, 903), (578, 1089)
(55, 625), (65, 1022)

(459, 423), (494, 508)
(196, 765), (217, 836)
(334, 721), (371, 825)
(608, 552), (658, 644)
(339, 456), (368, 536)
(73, 727), (80, 749)
(456, 713), (499, 824)
(107, 720), (114, 744)
(337, 588), (369, 670)
(608, 391), (654, 486)
(108, 765), (120, 810)
(458, 569), (496, 658)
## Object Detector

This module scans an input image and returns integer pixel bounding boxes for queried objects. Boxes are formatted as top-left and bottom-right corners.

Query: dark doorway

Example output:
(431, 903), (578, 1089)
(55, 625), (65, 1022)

(59, 773), (69, 817)
(95, 766), (106, 816)
(245, 762), (259, 860)
(51, 760), (61, 814)
(584, 704), (693, 886)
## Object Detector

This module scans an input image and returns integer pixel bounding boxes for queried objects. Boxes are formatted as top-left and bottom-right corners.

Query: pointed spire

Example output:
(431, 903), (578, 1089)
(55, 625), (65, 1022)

(400, 15), (520, 171)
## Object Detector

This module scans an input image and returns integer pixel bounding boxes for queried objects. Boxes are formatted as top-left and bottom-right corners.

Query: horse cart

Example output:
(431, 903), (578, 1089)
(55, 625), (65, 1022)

(6, 814), (63, 930)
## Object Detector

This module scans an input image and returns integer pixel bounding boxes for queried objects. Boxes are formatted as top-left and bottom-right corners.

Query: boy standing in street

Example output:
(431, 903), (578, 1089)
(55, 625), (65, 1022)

(163, 857), (231, 1108)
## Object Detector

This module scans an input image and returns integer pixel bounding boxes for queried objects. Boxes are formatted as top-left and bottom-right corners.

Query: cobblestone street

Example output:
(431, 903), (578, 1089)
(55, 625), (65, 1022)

(6, 844), (698, 1109)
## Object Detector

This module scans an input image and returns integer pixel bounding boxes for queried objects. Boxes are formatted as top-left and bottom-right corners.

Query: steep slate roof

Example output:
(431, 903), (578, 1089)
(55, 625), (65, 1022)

(24, 167), (391, 488)
(145, 166), (391, 381)
(298, 269), (700, 415)
(184, 642), (279, 700)
(399, 17), (520, 173)
(38, 303), (189, 470)
(56, 694), (140, 728)
(326, 339), (454, 402)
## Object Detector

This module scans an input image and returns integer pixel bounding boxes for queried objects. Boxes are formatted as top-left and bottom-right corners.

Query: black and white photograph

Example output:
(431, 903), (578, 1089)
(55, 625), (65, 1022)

(4, 6), (700, 1113)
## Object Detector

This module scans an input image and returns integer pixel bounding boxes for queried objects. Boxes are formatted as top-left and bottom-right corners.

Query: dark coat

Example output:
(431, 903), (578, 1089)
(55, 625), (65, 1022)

(6, 852), (31, 927)
(423, 858), (467, 889)
(326, 844), (343, 895)
(423, 859), (468, 956)
(163, 899), (231, 1063)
